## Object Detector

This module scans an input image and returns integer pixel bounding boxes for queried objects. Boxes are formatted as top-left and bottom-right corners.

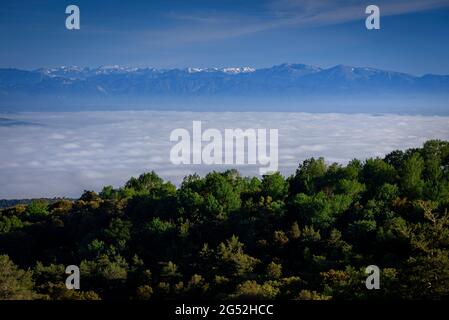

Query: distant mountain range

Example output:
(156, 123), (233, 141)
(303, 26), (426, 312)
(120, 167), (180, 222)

(0, 63), (448, 112)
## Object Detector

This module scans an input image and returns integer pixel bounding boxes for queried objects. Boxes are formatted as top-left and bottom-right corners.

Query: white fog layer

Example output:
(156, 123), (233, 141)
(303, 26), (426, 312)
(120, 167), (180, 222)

(1, 111), (448, 199)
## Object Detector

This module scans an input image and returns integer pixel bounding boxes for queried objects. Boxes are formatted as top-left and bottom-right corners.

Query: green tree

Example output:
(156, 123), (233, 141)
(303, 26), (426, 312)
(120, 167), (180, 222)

(217, 236), (259, 278)
(0, 255), (39, 300)
(24, 200), (48, 219)
(261, 172), (287, 201)
(290, 157), (327, 195)
(401, 153), (425, 198)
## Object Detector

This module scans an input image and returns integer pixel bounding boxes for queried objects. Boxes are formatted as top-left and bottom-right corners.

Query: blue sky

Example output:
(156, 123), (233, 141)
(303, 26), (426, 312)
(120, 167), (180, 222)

(1, 0), (449, 75)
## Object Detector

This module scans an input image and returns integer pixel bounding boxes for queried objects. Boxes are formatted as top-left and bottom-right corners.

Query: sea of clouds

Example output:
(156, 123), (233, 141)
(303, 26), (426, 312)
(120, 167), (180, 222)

(1, 111), (449, 199)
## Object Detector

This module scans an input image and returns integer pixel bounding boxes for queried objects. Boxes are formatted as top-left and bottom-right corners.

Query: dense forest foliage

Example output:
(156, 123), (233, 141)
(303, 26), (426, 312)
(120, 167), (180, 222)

(1, 140), (449, 300)
(0, 198), (73, 210)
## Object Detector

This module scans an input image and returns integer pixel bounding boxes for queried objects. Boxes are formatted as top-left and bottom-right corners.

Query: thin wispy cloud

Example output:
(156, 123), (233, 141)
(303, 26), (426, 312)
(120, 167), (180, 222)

(145, 0), (449, 45)
(270, 0), (449, 22)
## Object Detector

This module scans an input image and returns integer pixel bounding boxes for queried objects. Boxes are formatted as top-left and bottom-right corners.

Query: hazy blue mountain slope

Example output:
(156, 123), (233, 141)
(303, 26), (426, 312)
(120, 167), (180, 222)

(0, 63), (448, 112)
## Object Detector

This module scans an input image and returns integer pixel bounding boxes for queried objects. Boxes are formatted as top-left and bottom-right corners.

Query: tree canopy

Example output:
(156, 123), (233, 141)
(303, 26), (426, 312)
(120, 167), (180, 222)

(1, 140), (449, 300)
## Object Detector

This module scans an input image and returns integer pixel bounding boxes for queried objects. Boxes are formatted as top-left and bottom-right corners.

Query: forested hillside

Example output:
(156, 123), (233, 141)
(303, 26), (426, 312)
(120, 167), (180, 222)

(1, 140), (449, 300)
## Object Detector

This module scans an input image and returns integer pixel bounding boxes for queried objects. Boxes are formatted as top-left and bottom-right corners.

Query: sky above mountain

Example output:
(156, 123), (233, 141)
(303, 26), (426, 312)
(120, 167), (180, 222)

(1, 0), (449, 75)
